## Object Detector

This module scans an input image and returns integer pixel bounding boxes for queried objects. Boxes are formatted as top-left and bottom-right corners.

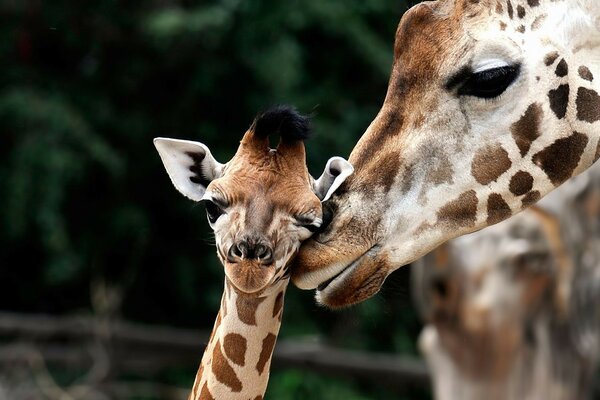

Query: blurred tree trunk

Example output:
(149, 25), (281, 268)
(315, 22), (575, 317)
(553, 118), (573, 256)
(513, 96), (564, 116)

(413, 162), (600, 400)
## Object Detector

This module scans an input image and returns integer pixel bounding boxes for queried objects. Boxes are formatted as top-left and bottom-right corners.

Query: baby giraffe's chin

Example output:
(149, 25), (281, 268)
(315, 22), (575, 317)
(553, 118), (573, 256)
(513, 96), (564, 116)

(224, 260), (277, 294)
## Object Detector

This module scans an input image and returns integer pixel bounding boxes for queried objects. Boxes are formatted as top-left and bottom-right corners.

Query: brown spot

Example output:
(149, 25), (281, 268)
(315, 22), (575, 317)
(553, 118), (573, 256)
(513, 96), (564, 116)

(487, 193), (512, 225)
(437, 190), (478, 229)
(256, 333), (277, 375)
(517, 5), (525, 18)
(506, 0), (514, 18)
(533, 131), (588, 185)
(511, 103), (543, 156)
(500, 21), (507, 30)
(576, 87), (600, 123)
(531, 14), (546, 30)
(527, 0), (539, 6)
(236, 295), (266, 326)
(200, 382), (215, 400)
(555, 59), (568, 77)
(548, 84), (569, 120)
(223, 333), (247, 366)
(579, 66), (594, 82)
(371, 151), (401, 193)
(496, 1), (503, 13)
(471, 144), (512, 185)
(212, 340), (243, 392)
(273, 291), (284, 318)
(509, 171), (534, 196)
(516, 25), (525, 33)
(426, 155), (454, 186)
(522, 190), (541, 208)
(544, 51), (559, 66)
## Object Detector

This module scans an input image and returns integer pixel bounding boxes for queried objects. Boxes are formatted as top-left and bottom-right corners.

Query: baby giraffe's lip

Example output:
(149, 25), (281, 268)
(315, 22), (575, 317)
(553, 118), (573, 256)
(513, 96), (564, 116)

(224, 260), (277, 294)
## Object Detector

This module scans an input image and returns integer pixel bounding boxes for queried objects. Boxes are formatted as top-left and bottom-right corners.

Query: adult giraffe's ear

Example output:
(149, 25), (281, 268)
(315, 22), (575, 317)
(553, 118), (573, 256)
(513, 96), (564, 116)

(313, 157), (354, 202)
(154, 138), (225, 201)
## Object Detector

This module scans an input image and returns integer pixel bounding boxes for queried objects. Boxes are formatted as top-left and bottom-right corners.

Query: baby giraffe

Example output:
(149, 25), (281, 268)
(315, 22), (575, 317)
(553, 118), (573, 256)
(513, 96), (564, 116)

(154, 106), (352, 400)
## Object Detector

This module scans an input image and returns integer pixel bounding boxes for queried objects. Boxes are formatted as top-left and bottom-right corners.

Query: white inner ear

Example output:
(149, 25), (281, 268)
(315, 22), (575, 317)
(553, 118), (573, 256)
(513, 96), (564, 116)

(313, 156), (354, 202)
(154, 137), (224, 202)
(473, 58), (510, 73)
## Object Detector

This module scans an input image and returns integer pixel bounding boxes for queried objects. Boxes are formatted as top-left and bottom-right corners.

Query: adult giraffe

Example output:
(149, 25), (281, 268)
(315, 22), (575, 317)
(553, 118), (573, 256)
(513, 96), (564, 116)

(292, 0), (600, 308)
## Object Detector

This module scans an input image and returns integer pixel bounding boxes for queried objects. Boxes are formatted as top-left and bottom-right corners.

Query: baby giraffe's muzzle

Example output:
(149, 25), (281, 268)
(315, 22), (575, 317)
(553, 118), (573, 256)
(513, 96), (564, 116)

(227, 236), (274, 266)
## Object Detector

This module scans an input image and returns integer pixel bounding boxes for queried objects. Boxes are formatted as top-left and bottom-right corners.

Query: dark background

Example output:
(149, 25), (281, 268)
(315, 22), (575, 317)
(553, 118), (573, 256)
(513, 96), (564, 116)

(0, 1), (428, 398)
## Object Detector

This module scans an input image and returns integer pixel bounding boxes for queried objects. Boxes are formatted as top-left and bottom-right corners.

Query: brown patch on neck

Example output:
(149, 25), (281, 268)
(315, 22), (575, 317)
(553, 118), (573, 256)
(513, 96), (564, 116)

(487, 193), (511, 225)
(200, 382), (215, 400)
(437, 190), (478, 229)
(579, 66), (594, 82)
(511, 103), (543, 156)
(212, 340), (243, 392)
(272, 291), (284, 318)
(236, 295), (266, 326)
(223, 333), (247, 367)
(576, 87), (600, 123)
(256, 333), (277, 375)
(532, 132), (588, 185)
(522, 190), (541, 208)
(509, 171), (534, 196)
(471, 144), (512, 185)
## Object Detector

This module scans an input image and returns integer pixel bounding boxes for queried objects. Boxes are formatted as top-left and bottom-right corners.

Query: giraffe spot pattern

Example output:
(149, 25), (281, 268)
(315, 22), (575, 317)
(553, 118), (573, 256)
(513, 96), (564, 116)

(531, 14), (546, 30)
(236, 295), (266, 326)
(200, 382), (215, 400)
(527, 0), (539, 6)
(500, 21), (507, 30)
(272, 291), (284, 318)
(517, 5), (525, 18)
(223, 333), (247, 367)
(511, 103), (542, 156)
(522, 190), (541, 208)
(544, 51), (559, 66)
(256, 333), (277, 375)
(509, 171), (534, 196)
(487, 193), (512, 225)
(495, 1), (503, 13)
(548, 84), (569, 120)
(576, 87), (600, 123)
(506, 0), (514, 19)
(579, 66), (594, 82)
(212, 340), (243, 392)
(533, 132), (588, 185)
(516, 25), (525, 33)
(437, 190), (478, 229)
(471, 144), (512, 185)
(555, 59), (568, 77)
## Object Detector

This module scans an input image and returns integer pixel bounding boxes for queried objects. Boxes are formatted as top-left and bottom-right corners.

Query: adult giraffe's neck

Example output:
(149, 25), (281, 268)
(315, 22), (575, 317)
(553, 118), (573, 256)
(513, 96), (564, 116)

(189, 277), (288, 400)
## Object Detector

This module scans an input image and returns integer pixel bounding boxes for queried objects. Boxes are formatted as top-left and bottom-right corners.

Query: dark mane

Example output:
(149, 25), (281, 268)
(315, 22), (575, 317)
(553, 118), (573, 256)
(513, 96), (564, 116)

(251, 105), (312, 143)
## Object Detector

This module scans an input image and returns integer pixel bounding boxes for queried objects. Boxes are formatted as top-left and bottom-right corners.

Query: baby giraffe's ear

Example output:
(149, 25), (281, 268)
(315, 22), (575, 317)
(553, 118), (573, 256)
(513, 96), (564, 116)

(313, 157), (354, 202)
(154, 138), (225, 201)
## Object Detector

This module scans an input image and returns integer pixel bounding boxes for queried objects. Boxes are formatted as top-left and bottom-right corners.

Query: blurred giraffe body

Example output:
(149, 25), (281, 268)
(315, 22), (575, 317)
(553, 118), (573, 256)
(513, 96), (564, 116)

(414, 161), (600, 400)
(154, 107), (352, 399)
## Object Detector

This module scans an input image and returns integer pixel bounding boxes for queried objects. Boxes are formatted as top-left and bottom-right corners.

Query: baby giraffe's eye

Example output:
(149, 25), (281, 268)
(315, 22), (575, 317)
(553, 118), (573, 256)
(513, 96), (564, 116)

(296, 215), (322, 233)
(204, 200), (225, 224)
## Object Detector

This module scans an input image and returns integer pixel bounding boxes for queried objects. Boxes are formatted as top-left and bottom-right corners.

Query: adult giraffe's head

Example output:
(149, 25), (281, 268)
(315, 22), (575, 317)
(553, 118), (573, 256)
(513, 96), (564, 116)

(293, 0), (600, 307)
(154, 106), (352, 294)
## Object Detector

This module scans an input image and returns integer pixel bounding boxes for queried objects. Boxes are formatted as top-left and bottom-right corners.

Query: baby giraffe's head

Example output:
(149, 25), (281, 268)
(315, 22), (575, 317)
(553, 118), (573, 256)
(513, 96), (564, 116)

(154, 106), (353, 294)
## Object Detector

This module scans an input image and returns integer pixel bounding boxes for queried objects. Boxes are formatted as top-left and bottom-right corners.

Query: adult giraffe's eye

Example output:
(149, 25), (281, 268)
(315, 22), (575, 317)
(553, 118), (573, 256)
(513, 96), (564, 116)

(458, 65), (521, 99)
(204, 200), (224, 224)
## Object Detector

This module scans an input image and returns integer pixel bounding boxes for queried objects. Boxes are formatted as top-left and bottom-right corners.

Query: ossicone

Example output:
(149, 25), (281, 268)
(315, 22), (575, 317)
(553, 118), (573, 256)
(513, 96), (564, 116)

(250, 105), (312, 144)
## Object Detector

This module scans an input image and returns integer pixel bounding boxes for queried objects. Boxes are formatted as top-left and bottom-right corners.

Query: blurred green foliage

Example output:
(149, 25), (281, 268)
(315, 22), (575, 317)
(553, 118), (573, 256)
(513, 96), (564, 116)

(0, 0), (425, 398)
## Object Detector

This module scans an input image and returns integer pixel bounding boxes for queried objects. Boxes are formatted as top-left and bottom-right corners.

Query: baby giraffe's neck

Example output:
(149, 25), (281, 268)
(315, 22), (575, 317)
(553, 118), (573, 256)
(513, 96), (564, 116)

(189, 277), (288, 400)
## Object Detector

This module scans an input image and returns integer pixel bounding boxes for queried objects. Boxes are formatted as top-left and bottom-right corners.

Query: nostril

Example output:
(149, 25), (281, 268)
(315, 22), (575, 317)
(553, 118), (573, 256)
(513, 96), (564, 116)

(255, 245), (272, 263)
(229, 244), (244, 261)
